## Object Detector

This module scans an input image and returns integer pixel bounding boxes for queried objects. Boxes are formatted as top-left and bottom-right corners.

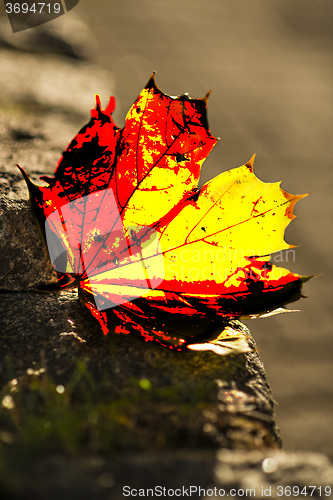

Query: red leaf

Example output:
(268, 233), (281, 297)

(19, 75), (310, 354)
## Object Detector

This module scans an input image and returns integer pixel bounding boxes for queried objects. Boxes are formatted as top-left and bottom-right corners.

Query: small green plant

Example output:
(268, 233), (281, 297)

(0, 357), (212, 462)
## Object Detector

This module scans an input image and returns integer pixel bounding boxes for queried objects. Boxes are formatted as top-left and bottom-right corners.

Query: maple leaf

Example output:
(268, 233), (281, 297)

(19, 74), (309, 354)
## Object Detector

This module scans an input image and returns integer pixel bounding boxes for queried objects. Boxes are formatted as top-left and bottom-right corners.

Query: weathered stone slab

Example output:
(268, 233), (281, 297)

(0, 13), (332, 500)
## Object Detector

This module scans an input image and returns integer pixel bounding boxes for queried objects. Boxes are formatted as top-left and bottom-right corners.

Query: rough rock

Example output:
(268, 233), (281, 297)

(0, 288), (280, 447)
(0, 24), (115, 290)
(0, 14), (332, 500)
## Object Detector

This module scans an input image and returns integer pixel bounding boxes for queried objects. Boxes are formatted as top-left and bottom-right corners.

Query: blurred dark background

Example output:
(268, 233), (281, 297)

(3, 0), (333, 458)
(78, 0), (333, 459)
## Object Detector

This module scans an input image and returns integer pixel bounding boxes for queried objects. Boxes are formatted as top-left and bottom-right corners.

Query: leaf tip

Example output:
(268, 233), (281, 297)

(105, 96), (116, 116)
(17, 164), (32, 188)
(17, 164), (43, 199)
(91, 94), (102, 118)
(300, 275), (316, 284)
(282, 191), (308, 221)
(245, 154), (256, 171)
(202, 90), (211, 105)
(146, 72), (157, 90)
(91, 94), (116, 119)
(16, 163), (26, 176)
(95, 93), (102, 110)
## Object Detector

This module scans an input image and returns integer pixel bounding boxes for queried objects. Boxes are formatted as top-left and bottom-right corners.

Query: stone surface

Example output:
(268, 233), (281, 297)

(0, 197), (55, 290)
(0, 27), (115, 291)
(0, 289), (281, 449)
(213, 449), (333, 499)
(0, 14), (98, 60)
(0, 17), (280, 495)
(0, 22), (280, 454)
(0, 449), (332, 499)
(0, 13), (332, 500)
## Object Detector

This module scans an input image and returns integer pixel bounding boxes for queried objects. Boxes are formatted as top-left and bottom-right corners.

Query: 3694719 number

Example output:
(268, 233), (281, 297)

(276, 485), (332, 496)
(5, 3), (62, 14)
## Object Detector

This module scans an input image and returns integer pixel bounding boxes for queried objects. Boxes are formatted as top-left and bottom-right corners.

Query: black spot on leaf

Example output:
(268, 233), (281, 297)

(175, 153), (187, 163)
